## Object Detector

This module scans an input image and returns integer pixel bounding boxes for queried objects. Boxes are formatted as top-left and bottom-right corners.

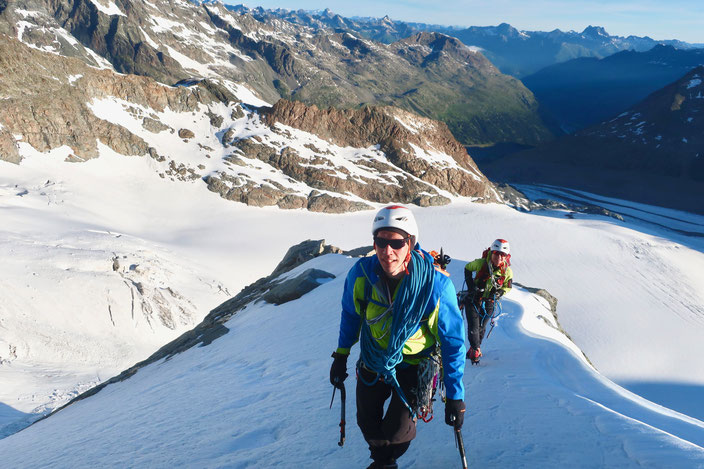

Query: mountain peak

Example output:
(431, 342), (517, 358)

(582, 25), (608, 37)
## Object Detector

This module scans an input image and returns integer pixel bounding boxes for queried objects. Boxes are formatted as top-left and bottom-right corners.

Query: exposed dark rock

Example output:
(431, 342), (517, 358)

(142, 117), (170, 133)
(307, 193), (372, 213)
(178, 128), (195, 139)
(344, 245), (375, 258)
(231, 105), (245, 120)
(271, 239), (342, 277)
(414, 194), (452, 207)
(197, 80), (239, 105)
(0, 34), (227, 164)
(262, 268), (336, 305)
(261, 100), (500, 202)
(497, 184), (624, 221)
(277, 194), (307, 210)
(513, 282), (592, 366)
(242, 184), (281, 207)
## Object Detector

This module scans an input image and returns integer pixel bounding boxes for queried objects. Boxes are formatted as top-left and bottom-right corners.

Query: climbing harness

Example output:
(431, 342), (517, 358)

(416, 347), (443, 422)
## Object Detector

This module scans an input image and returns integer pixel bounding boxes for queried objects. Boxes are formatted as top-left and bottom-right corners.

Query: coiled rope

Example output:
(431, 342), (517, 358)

(358, 249), (436, 416)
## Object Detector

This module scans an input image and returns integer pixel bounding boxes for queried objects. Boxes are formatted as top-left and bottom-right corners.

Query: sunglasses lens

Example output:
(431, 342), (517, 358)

(374, 237), (407, 249)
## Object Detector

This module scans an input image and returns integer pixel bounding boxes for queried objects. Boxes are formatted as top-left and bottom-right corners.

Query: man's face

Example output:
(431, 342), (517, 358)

(374, 230), (411, 278)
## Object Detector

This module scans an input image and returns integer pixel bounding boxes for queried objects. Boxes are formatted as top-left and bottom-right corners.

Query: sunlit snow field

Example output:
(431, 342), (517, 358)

(1, 147), (704, 466)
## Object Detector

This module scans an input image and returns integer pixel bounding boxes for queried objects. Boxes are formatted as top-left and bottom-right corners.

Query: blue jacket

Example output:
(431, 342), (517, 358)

(336, 248), (466, 400)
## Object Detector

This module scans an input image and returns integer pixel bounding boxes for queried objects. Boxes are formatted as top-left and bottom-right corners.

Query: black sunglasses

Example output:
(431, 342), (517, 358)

(374, 236), (410, 250)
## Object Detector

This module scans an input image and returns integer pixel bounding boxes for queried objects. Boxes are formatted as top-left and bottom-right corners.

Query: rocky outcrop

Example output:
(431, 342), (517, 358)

(261, 268), (335, 305)
(0, 34), (225, 163)
(203, 97), (500, 212)
(497, 184), (624, 220)
(260, 99), (500, 202)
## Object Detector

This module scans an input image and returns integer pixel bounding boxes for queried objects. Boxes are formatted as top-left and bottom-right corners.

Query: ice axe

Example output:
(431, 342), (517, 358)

(329, 384), (346, 447)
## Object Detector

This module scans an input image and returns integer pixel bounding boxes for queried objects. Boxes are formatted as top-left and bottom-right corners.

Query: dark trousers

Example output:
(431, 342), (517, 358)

(465, 296), (494, 350)
(356, 364), (418, 463)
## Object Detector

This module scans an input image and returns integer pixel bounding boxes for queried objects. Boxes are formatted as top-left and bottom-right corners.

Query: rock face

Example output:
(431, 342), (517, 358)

(0, 33), (224, 163)
(497, 184), (624, 221)
(258, 100), (499, 202)
(261, 268), (336, 305)
(202, 98), (500, 211)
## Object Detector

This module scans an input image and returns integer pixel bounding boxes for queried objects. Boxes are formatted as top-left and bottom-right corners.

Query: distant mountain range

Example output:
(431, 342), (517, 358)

(522, 45), (704, 133)
(237, 6), (703, 78)
(484, 66), (704, 214)
(0, 0), (553, 147)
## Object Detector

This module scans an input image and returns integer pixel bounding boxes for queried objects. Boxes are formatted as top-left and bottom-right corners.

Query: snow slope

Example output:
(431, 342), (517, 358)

(0, 76), (492, 435)
(0, 252), (703, 468)
(2, 136), (704, 464)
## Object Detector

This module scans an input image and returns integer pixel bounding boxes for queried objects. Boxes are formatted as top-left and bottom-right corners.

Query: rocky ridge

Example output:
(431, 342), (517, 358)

(0, 33), (499, 212)
(259, 100), (497, 202)
(205, 99), (500, 211)
(0, 32), (229, 164)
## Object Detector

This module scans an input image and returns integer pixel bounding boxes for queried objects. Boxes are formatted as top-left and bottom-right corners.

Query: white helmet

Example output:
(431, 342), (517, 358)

(372, 205), (419, 241)
(491, 238), (510, 255)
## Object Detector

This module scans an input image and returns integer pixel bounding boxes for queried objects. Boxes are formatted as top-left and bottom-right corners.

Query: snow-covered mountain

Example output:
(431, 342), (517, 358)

(235, 8), (703, 78)
(1, 197), (704, 467)
(0, 0), (552, 146)
(0, 32), (498, 211)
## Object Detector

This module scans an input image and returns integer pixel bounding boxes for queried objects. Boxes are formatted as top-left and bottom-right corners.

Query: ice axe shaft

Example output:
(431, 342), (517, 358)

(330, 384), (346, 447)
(451, 416), (468, 469)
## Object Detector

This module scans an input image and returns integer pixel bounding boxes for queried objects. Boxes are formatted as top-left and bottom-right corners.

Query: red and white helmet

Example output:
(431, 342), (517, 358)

(372, 205), (419, 241)
(490, 239), (510, 255)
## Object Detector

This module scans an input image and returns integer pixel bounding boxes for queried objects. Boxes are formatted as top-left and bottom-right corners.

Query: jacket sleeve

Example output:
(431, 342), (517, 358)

(464, 259), (483, 288)
(336, 261), (363, 355)
(435, 275), (466, 400)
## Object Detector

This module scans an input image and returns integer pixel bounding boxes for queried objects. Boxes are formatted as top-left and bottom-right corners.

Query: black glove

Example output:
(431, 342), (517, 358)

(445, 399), (466, 428)
(329, 352), (348, 389)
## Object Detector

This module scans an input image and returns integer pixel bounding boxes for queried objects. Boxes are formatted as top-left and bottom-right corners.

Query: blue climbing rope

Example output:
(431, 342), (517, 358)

(358, 249), (436, 416)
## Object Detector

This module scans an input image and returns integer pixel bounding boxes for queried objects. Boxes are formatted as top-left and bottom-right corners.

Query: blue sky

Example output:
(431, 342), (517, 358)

(236, 1), (704, 43)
